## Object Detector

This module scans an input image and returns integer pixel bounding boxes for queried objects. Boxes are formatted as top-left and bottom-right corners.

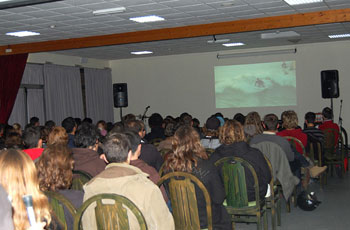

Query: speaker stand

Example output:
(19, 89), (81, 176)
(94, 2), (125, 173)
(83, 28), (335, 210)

(330, 98), (334, 119)
(120, 107), (123, 122)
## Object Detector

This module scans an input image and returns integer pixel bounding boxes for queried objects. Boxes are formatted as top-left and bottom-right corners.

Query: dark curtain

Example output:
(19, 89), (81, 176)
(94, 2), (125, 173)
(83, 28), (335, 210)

(0, 53), (28, 124)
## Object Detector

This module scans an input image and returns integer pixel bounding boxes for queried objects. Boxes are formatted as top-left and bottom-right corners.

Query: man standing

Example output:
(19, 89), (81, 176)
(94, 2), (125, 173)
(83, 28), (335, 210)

(83, 133), (174, 230)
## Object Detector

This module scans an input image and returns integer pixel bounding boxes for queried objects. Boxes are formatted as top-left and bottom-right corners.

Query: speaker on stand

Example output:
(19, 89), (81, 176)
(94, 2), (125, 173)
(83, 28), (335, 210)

(321, 70), (339, 114)
(113, 83), (128, 121)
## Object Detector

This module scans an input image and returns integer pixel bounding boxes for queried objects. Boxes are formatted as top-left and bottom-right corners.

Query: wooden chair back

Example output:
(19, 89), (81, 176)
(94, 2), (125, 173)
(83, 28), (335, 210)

(284, 136), (306, 156)
(73, 193), (147, 230)
(157, 172), (212, 230)
(71, 170), (92, 190)
(45, 191), (77, 230)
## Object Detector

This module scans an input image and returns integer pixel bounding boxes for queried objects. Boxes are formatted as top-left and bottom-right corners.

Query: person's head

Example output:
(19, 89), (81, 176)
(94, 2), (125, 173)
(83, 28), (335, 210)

(29, 117), (39, 127)
(165, 125), (207, 173)
(106, 122), (114, 132)
(103, 133), (131, 163)
(123, 114), (136, 122)
(74, 123), (99, 149)
(233, 113), (245, 126)
(12, 123), (22, 135)
(148, 113), (163, 128)
(322, 107), (333, 120)
(61, 117), (77, 134)
(263, 114), (279, 131)
(179, 113), (193, 126)
(44, 120), (55, 132)
(164, 121), (176, 137)
(40, 126), (50, 144)
(203, 116), (220, 137)
(74, 118), (82, 127)
(36, 144), (74, 191)
(96, 120), (106, 130)
(82, 117), (93, 124)
(5, 132), (23, 149)
(23, 126), (42, 149)
(244, 111), (263, 137)
(109, 122), (125, 135)
(0, 149), (51, 229)
(124, 120), (145, 138)
(192, 118), (200, 128)
(124, 131), (141, 159)
(305, 112), (316, 125)
(219, 120), (246, 145)
(282, 110), (298, 129)
(47, 126), (68, 146)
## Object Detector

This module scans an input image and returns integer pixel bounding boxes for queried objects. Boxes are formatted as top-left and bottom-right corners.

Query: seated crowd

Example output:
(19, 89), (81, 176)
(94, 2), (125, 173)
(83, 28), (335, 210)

(0, 107), (338, 230)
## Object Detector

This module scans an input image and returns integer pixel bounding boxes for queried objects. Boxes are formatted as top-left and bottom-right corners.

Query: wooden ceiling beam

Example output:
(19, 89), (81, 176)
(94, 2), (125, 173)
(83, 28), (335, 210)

(1, 8), (350, 55)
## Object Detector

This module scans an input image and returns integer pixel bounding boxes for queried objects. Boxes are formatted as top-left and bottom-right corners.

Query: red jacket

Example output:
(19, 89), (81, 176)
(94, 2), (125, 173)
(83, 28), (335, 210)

(277, 129), (307, 155)
(319, 120), (340, 145)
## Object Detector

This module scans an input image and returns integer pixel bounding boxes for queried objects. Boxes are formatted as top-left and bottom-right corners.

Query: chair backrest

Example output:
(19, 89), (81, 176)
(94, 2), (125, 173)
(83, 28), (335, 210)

(74, 193), (147, 230)
(71, 170), (93, 190)
(157, 172), (212, 230)
(215, 157), (260, 208)
(45, 191), (77, 230)
(322, 128), (344, 157)
(307, 141), (322, 165)
(284, 136), (306, 156)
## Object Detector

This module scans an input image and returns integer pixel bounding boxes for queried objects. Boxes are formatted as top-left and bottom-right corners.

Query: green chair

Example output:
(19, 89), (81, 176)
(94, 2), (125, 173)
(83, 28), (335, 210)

(263, 156), (281, 230)
(73, 193), (147, 230)
(71, 170), (92, 190)
(45, 191), (77, 230)
(215, 157), (267, 230)
(157, 172), (213, 230)
(323, 128), (345, 178)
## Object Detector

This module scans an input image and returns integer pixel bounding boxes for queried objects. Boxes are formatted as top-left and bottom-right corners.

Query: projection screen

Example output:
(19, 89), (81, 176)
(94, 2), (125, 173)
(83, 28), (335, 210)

(215, 61), (296, 108)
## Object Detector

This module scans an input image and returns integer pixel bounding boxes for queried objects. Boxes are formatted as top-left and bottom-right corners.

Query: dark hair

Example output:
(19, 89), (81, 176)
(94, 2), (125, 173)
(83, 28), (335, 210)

(29, 117), (39, 126)
(192, 118), (200, 128)
(148, 113), (163, 128)
(23, 127), (41, 148)
(36, 144), (74, 191)
(124, 131), (141, 154)
(96, 120), (106, 129)
(305, 112), (316, 124)
(82, 118), (93, 124)
(74, 123), (98, 148)
(165, 125), (207, 173)
(5, 132), (23, 149)
(106, 122), (114, 132)
(233, 113), (245, 125)
(263, 114), (279, 131)
(322, 107), (333, 120)
(179, 113), (192, 126)
(124, 120), (143, 133)
(103, 133), (131, 163)
(45, 120), (56, 131)
(109, 122), (125, 135)
(74, 118), (82, 127)
(61, 117), (76, 134)
(123, 114), (136, 122)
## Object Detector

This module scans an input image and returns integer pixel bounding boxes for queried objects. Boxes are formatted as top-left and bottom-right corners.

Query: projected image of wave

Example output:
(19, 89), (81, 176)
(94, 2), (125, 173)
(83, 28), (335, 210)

(215, 61), (296, 108)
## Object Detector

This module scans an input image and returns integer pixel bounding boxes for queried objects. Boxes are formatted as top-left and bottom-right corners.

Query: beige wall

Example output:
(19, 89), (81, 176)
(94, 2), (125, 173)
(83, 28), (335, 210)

(110, 40), (350, 131)
(28, 52), (110, 68)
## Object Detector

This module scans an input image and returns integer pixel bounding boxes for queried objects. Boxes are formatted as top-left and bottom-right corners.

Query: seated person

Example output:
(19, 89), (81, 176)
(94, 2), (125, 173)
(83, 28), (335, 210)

(62, 117), (77, 149)
(144, 113), (165, 142)
(47, 126), (69, 146)
(319, 107), (340, 145)
(72, 123), (106, 177)
(36, 144), (83, 230)
(22, 126), (44, 161)
(210, 120), (271, 202)
(200, 116), (221, 150)
(164, 125), (231, 230)
(244, 111), (264, 140)
(303, 112), (325, 163)
(83, 133), (174, 230)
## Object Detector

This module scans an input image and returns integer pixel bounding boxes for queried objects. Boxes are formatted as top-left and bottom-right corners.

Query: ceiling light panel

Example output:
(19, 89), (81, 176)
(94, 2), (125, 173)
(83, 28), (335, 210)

(131, 51), (153, 55)
(92, 7), (126, 16)
(284, 0), (323, 5)
(6, 31), (40, 37)
(222, 42), (245, 47)
(129, 15), (165, 23)
(328, 34), (350, 39)
(0, 0), (62, 10)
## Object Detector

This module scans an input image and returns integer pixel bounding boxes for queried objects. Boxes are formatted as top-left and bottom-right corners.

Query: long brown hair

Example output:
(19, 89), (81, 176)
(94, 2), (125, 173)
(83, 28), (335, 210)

(165, 125), (208, 173)
(0, 149), (51, 230)
(36, 144), (74, 191)
(47, 126), (68, 146)
(219, 120), (246, 145)
(244, 111), (263, 137)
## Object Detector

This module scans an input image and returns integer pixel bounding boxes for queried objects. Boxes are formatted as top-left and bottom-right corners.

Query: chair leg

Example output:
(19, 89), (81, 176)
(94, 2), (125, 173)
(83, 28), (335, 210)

(263, 210), (268, 230)
(277, 199), (281, 226)
(257, 212), (261, 230)
(270, 201), (276, 230)
(286, 198), (291, 213)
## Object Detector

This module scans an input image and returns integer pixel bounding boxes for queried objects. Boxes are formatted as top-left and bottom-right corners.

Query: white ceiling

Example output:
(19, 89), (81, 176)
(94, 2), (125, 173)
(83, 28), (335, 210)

(1, 0), (350, 60)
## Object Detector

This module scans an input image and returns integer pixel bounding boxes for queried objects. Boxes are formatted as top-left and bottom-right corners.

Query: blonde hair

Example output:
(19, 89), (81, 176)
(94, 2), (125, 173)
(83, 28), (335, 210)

(282, 110), (298, 129)
(0, 149), (51, 230)
(47, 126), (68, 146)
(219, 120), (246, 145)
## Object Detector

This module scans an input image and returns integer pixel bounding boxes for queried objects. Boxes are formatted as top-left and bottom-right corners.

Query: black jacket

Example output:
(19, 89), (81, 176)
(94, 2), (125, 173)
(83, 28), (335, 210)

(210, 142), (271, 201)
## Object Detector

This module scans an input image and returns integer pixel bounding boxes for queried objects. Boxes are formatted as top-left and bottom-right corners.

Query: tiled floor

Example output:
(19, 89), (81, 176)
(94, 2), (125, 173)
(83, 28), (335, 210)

(235, 173), (350, 230)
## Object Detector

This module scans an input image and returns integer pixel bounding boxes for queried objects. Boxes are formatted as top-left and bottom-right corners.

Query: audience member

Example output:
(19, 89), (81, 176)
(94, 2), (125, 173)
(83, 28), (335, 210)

(304, 112), (325, 163)
(82, 117), (93, 124)
(47, 126), (69, 146)
(83, 133), (174, 230)
(72, 123), (106, 177)
(29, 116), (40, 127)
(5, 132), (23, 149)
(233, 113), (245, 126)
(74, 118), (82, 127)
(164, 125), (231, 229)
(96, 120), (107, 136)
(44, 120), (56, 132)
(210, 120), (271, 201)
(244, 111), (263, 140)
(0, 149), (51, 229)
(12, 123), (22, 136)
(123, 113), (136, 122)
(319, 107), (340, 145)
(201, 116), (221, 149)
(145, 113), (165, 142)
(22, 126), (44, 161)
(62, 117), (77, 148)
(36, 144), (83, 230)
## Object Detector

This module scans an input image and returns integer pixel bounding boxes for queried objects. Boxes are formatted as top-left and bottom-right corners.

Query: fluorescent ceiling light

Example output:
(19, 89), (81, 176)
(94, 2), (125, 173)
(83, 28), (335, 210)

(0, 0), (62, 10)
(129, 15), (164, 23)
(131, 51), (153, 55)
(328, 34), (350, 39)
(217, 48), (296, 59)
(207, 38), (230, 44)
(284, 0), (322, 5)
(261, 31), (300, 39)
(6, 31), (40, 37)
(92, 7), (126, 16)
(222, 42), (245, 47)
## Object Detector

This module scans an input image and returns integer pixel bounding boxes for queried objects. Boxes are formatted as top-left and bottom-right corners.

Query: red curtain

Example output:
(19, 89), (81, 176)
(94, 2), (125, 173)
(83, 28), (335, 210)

(0, 53), (28, 124)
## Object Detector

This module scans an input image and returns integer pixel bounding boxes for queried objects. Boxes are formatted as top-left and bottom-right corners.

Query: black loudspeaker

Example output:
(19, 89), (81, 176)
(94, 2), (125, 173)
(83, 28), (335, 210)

(113, 83), (128, 108)
(321, 70), (339, 98)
